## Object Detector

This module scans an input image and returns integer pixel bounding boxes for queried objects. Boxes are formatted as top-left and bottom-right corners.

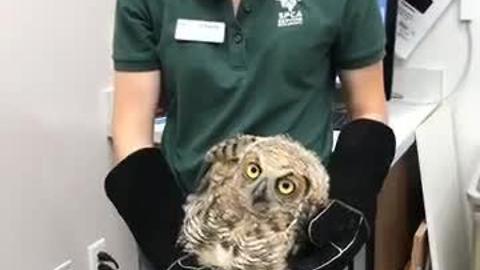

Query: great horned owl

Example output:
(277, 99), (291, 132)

(178, 135), (330, 270)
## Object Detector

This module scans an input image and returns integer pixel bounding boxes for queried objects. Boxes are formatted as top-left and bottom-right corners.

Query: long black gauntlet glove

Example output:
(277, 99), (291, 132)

(104, 148), (185, 270)
(290, 119), (396, 270)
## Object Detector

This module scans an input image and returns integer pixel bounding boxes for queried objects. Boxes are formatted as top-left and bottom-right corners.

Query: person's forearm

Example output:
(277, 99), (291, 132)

(351, 106), (387, 124)
(112, 71), (161, 163)
(112, 113), (155, 162)
(340, 61), (388, 124)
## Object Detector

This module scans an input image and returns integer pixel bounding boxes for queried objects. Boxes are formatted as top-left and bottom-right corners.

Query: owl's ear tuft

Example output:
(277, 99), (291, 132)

(205, 134), (259, 163)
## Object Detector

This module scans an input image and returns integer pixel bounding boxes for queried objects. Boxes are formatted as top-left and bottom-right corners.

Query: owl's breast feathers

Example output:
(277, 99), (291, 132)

(180, 193), (301, 270)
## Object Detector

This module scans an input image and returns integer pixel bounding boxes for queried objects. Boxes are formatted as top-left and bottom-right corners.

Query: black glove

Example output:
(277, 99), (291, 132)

(290, 119), (396, 270)
(165, 254), (207, 270)
(328, 119), (396, 224)
(104, 147), (186, 270)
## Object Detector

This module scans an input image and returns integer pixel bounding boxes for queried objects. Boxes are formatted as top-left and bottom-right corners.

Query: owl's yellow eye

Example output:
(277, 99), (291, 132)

(276, 179), (296, 195)
(245, 162), (262, 180)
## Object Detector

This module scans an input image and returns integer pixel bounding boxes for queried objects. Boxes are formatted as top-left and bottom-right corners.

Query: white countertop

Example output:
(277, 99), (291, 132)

(153, 99), (438, 165)
(333, 100), (438, 165)
(385, 100), (438, 164)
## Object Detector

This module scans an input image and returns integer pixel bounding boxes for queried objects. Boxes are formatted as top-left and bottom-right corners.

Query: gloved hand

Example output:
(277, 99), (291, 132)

(104, 147), (186, 270)
(165, 203), (364, 270)
(290, 119), (396, 270)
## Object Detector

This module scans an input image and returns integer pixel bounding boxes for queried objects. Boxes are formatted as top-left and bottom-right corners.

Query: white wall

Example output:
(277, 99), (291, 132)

(450, 18), (480, 254)
(395, 2), (480, 176)
(451, 20), (480, 197)
(0, 0), (138, 269)
(393, 1), (480, 266)
(394, 3), (480, 183)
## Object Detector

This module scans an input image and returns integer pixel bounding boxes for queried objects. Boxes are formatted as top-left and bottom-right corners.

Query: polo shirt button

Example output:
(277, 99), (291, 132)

(243, 4), (252, 13)
(233, 33), (243, 43)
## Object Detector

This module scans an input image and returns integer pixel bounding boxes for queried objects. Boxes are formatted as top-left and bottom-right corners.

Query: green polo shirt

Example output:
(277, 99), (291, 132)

(113, 0), (385, 192)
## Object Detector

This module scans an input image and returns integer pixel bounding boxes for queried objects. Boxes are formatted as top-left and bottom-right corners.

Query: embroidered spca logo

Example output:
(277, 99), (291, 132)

(276, 0), (303, 27)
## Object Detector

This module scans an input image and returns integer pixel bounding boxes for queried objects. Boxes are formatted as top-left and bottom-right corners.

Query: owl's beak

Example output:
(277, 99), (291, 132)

(251, 180), (268, 205)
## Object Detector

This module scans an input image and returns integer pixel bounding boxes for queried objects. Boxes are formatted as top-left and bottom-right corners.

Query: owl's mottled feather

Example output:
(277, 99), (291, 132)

(178, 135), (330, 270)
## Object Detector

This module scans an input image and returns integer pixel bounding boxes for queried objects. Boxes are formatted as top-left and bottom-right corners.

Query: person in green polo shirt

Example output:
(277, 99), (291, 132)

(106, 0), (395, 269)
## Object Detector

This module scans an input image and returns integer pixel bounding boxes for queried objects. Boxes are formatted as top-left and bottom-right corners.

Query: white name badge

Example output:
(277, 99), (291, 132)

(174, 19), (226, 44)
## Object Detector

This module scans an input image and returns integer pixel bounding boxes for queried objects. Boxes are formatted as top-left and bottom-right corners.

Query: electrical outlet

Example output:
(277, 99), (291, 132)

(53, 260), (73, 270)
(87, 238), (106, 270)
